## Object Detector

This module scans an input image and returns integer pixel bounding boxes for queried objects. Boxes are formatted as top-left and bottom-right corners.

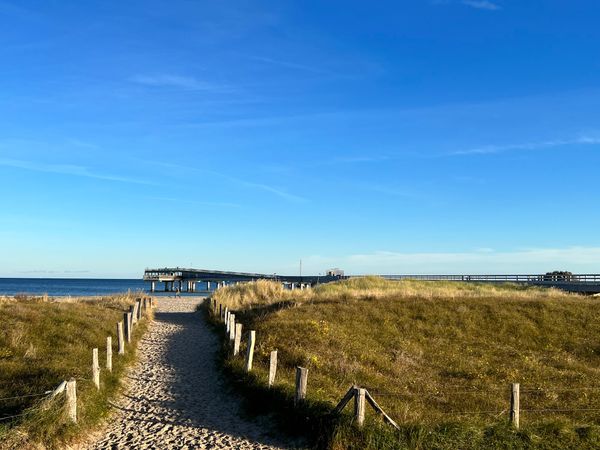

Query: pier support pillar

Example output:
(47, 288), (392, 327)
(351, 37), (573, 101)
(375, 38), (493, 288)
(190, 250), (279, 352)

(151, 281), (155, 292)
(207, 281), (211, 291)
(191, 282), (196, 292)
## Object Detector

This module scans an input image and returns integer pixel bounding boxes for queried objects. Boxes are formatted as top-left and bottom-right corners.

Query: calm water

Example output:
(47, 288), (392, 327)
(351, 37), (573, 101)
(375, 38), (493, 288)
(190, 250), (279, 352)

(0, 278), (210, 297)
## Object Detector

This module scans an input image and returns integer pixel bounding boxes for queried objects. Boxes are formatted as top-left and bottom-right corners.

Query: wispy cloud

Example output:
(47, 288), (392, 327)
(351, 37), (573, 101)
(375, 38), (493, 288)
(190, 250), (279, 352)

(449, 136), (600, 156)
(129, 74), (229, 92)
(139, 159), (307, 202)
(234, 179), (307, 203)
(304, 246), (600, 274)
(461, 0), (501, 10)
(0, 158), (156, 185)
(246, 55), (334, 75)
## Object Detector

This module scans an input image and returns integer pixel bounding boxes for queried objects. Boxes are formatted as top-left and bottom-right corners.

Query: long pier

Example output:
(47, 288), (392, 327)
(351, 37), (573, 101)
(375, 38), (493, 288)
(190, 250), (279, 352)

(143, 267), (342, 292)
(143, 268), (600, 294)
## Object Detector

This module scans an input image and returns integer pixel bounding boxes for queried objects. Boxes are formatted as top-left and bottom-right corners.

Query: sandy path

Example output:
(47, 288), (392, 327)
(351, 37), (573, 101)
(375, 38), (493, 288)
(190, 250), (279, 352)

(86, 297), (297, 450)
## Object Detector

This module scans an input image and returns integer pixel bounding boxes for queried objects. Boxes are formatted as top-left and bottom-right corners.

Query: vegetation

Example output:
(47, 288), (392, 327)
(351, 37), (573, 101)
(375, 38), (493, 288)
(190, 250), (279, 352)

(0, 293), (150, 449)
(209, 277), (600, 449)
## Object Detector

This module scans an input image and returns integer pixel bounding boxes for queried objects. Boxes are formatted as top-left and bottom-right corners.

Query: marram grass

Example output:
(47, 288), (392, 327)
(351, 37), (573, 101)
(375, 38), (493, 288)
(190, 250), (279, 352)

(210, 277), (600, 449)
(0, 293), (150, 449)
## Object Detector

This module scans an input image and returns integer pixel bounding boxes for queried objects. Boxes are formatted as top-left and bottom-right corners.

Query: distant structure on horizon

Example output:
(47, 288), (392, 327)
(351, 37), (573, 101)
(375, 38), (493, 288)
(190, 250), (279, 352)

(327, 268), (345, 277)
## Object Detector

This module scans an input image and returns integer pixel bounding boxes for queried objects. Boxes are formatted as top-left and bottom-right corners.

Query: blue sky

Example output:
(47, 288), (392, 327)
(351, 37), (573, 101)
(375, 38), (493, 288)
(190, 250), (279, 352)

(2, 0), (600, 278)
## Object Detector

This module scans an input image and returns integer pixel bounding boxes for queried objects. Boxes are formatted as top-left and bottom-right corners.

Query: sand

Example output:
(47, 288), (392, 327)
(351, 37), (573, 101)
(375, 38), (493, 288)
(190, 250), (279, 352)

(84, 296), (299, 450)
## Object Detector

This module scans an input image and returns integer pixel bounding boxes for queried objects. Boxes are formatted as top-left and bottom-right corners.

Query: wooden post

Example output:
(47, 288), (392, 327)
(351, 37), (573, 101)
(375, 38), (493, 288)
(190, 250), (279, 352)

(510, 383), (520, 429)
(295, 367), (308, 406)
(225, 309), (230, 332)
(50, 380), (67, 399)
(125, 312), (132, 343)
(219, 304), (223, 319)
(234, 323), (243, 355)
(136, 299), (142, 321)
(229, 314), (236, 341)
(355, 388), (366, 427)
(92, 348), (100, 390)
(117, 321), (125, 354)
(130, 304), (137, 325)
(106, 336), (113, 372)
(268, 350), (278, 387)
(66, 379), (77, 423)
(245, 330), (256, 372)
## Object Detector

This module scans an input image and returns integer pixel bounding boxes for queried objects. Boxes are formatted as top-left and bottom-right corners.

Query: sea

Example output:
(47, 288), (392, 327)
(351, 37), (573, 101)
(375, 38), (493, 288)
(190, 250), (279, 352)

(0, 278), (210, 297)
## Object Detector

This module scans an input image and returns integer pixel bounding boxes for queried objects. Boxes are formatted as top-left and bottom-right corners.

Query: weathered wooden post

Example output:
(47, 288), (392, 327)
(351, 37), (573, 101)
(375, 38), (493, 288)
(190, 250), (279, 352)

(355, 388), (366, 427)
(136, 299), (142, 321)
(229, 314), (236, 342)
(245, 331), (256, 372)
(234, 323), (243, 355)
(268, 350), (278, 387)
(106, 336), (113, 372)
(130, 304), (137, 325)
(92, 348), (100, 390)
(219, 304), (223, 320)
(66, 379), (77, 423)
(510, 383), (520, 429)
(125, 312), (132, 343)
(295, 367), (308, 406)
(117, 321), (125, 354)
(225, 308), (230, 332)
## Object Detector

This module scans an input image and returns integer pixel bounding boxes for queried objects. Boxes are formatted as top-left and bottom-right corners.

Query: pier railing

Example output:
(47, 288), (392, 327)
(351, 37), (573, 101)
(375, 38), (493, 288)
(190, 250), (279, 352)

(380, 274), (600, 283)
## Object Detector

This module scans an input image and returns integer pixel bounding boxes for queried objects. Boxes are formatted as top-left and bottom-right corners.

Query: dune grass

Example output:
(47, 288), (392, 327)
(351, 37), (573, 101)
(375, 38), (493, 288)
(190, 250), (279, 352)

(0, 293), (150, 449)
(209, 277), (600, 449)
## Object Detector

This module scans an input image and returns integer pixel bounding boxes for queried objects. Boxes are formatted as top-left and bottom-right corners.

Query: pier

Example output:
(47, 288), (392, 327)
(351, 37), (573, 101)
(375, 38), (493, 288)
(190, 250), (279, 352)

(143, 268), (341, 292)
(143, 268), (600, 294)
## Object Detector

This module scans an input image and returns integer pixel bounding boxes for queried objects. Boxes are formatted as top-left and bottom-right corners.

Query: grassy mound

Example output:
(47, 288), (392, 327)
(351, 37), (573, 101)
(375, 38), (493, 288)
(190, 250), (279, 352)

(0, 293), (150, 449)
(210, 278), (600, 449)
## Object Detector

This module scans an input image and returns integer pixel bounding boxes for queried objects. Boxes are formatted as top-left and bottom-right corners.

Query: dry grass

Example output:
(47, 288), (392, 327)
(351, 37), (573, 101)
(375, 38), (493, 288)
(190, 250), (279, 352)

(211, 277), (600, 449)
(0, 292), (150, 449)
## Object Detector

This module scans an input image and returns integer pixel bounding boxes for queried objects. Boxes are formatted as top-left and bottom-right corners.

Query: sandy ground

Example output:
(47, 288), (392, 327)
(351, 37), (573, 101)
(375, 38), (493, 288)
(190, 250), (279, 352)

(84, 296), (299, 450)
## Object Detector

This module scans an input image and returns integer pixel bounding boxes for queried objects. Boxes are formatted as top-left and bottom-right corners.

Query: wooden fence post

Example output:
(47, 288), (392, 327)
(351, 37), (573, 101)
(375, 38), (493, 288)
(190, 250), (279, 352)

(225, 309), (230, 332)
(245, 331), (256, 372)
(92, 348), (100, 390)
(117, 321), (125, 354)
(510, 383), (520, 429)
(295, 367), (308, 406)
(355, 388), (366, 427)
(136, 299), (142, 321)
(50, 380), (67, 399)
(219, 304), (223, 319)
(130, 304), (137, 325)
(229, 314), (236, 342)
(66, 379), (77, 423)
(106, 336), (113, 372)
(268, 350), (278, 387)
(125, 312), (132, 343)
(234, 323), (243, 355)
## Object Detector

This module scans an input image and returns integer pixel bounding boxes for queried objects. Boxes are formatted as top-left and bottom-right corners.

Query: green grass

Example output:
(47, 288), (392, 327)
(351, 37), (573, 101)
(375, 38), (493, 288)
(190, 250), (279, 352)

(0, 293), (151, 449)
(209, 278), (600, 449)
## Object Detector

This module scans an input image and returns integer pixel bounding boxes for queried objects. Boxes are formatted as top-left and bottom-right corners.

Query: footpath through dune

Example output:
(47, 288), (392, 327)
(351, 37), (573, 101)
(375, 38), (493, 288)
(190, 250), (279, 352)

(85, 297), (296, 450)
